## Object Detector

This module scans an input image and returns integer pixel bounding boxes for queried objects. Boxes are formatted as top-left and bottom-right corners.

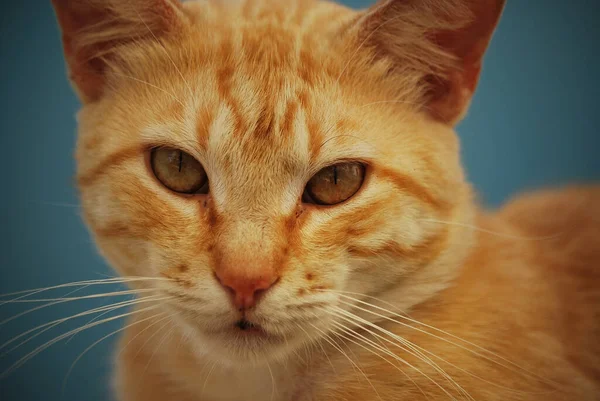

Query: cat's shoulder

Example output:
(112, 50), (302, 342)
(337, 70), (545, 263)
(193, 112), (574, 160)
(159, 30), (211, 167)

(498, 184), (600, 253)
(496, 184), (600, 299)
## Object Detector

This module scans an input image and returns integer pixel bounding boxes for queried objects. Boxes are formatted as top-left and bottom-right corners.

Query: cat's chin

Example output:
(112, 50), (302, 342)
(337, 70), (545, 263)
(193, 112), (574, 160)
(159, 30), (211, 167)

(174, 314), (308, 367)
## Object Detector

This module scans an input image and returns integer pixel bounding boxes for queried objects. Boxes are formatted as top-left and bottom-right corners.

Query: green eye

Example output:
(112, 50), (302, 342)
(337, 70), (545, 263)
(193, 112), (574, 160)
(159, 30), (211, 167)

(304, 162), (365, 205)
(150, 147), (208, 194)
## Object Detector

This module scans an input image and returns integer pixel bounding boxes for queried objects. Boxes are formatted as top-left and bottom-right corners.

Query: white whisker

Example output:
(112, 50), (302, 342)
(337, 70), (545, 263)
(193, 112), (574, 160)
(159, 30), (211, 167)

(308, 323), (383, 401)
(1, 288), (159, 326)
(3, 287), (157, 305)
(328, 307), (473, 401)
(1, 295), (169, 355)
(0, 276), (172, 302)
(1, 303), (163, 379)
(201, 361), (218, 399)
(117, 313), (173, 358)
(315, 310), (431, 400)
(61, 310), (168, 394)
(148, 325), (174, 370)
(134, 316), (173, 362)
(330, 294), (556, 386)
(265, 358), (276, 401)
(297, 323), (336, 374)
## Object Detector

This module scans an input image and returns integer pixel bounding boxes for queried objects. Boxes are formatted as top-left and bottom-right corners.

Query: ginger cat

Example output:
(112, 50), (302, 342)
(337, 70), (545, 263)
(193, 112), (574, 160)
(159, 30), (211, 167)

(51, 0), (600, 400)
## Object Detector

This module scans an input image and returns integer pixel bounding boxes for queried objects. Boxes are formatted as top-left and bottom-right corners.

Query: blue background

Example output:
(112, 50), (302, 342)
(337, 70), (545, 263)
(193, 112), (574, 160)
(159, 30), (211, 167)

(1, 1), (599, 400)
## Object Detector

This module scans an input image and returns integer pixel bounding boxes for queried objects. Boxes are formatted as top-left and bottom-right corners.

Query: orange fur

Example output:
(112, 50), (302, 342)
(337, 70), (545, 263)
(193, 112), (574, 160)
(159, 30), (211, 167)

(50, 0), (600, 400)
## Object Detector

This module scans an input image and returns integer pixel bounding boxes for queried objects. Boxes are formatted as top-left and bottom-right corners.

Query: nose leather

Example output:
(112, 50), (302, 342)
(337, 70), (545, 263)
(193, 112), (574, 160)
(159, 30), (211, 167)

(215, 270), (278, 310)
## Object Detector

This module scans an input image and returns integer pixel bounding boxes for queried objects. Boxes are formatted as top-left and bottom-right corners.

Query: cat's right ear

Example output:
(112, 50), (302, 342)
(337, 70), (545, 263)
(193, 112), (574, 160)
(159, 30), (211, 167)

(351, 0), (505, 125)
(52, 0), (186, 103)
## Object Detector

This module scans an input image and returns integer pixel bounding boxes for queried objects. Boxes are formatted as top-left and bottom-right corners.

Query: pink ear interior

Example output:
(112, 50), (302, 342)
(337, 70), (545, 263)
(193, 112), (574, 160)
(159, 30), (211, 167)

(427, 0), (506, 122)
(357, 0), (506, 125)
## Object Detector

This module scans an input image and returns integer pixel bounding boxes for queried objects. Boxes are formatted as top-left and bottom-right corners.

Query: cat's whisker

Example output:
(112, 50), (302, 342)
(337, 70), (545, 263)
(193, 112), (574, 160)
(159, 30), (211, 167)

(369, 336), (433, 401)
(0, 276), (173, 301)
(417, 218), (564, 241)
(327, 293), (556, 386)
(0, 303), (164, 379)
(117, 313), (173, 358)
(326, 307), (473, 401)
(61, 310), (169, 395)
(1, 288), (160, 327)
(331, 322), (454, 401)
(201, 360), (218, 399)
(60, 284), (93, 299)
(64, 292), (165, 344)
(323, 290), (522, 366)
(303, 310), (430, 400)
(1, 295), (169, 355)
(142, 322), (175, 374)
(296, 323), (336, 374)
(265, 358), (276, 401)
(133, 315), (174, 361)
(308, 322), (384, 401)
(3, 288), (157, 306)
(132, 317), (177, 399)
(329, 304), (544, 396)
(292, 348), (307, 365)
(325, 306), (467, 400)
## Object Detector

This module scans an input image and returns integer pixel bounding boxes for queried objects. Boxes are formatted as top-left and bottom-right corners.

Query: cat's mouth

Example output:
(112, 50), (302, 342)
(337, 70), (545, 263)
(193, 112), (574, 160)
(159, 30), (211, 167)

(232, 318), (273, 338)
(234, 318), (259, 331)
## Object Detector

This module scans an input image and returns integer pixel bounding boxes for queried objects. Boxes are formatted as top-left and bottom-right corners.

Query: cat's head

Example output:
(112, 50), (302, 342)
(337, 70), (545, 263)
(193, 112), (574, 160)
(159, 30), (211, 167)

(53, 0), (504, 365)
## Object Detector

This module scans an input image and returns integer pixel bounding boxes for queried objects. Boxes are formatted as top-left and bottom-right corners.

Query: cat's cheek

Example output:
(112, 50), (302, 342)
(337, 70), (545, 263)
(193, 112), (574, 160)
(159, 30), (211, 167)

(92, 236), (152, 278)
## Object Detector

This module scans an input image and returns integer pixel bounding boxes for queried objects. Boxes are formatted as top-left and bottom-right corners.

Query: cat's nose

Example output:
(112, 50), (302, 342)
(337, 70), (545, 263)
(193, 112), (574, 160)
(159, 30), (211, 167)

(215, 270), (279, 310)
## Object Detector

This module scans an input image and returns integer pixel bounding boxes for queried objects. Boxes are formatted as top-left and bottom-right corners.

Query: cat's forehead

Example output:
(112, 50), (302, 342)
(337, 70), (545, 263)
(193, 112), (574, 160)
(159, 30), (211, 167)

(117, 0), (378, 210)
(142, 71), (361, 212)
(138, 4), (363, 163)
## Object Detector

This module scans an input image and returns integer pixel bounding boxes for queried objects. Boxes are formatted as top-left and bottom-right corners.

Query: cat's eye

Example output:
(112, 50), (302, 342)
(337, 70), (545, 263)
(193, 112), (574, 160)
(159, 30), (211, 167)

(304, 162), (365, 205)
(150, 147), (208, 194)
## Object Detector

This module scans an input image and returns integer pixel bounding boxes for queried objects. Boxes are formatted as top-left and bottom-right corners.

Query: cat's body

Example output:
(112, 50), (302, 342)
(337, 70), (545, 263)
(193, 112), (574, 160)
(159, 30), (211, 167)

(49, 0), (600, 400)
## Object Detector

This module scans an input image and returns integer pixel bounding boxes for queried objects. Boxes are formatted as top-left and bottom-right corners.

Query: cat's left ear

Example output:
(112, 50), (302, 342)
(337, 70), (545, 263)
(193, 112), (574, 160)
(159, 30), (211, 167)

(52, 0), (186, 103)
(354, 0), (505, 125)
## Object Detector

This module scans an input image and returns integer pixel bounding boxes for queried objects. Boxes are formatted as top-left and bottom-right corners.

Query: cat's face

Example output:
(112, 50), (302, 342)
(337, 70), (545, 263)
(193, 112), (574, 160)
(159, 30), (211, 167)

(54, 0), (503, 365)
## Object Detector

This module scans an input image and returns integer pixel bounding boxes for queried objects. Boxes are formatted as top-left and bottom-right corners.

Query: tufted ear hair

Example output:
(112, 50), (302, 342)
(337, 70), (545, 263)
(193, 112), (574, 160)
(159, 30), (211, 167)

(52, 0), (186, 103)
(356, 0), (505, 125)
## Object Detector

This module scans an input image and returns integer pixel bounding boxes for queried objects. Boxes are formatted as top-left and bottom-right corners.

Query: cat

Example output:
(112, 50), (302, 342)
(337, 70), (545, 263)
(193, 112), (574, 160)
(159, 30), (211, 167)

(50, 0), (600, 400)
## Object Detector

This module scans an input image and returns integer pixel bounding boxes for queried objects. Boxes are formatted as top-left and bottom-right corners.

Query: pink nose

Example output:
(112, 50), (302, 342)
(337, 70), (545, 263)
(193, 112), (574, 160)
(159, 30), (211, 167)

(215, 270), (279, 310)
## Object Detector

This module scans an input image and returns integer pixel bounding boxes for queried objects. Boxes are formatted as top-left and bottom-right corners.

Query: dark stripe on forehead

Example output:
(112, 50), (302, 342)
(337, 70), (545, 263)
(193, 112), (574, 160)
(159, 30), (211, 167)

(216, 66), (247, 139)
(196, 106), (214, 149)
(253, 96), (275, 139)
(307, 116), (324, 163)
